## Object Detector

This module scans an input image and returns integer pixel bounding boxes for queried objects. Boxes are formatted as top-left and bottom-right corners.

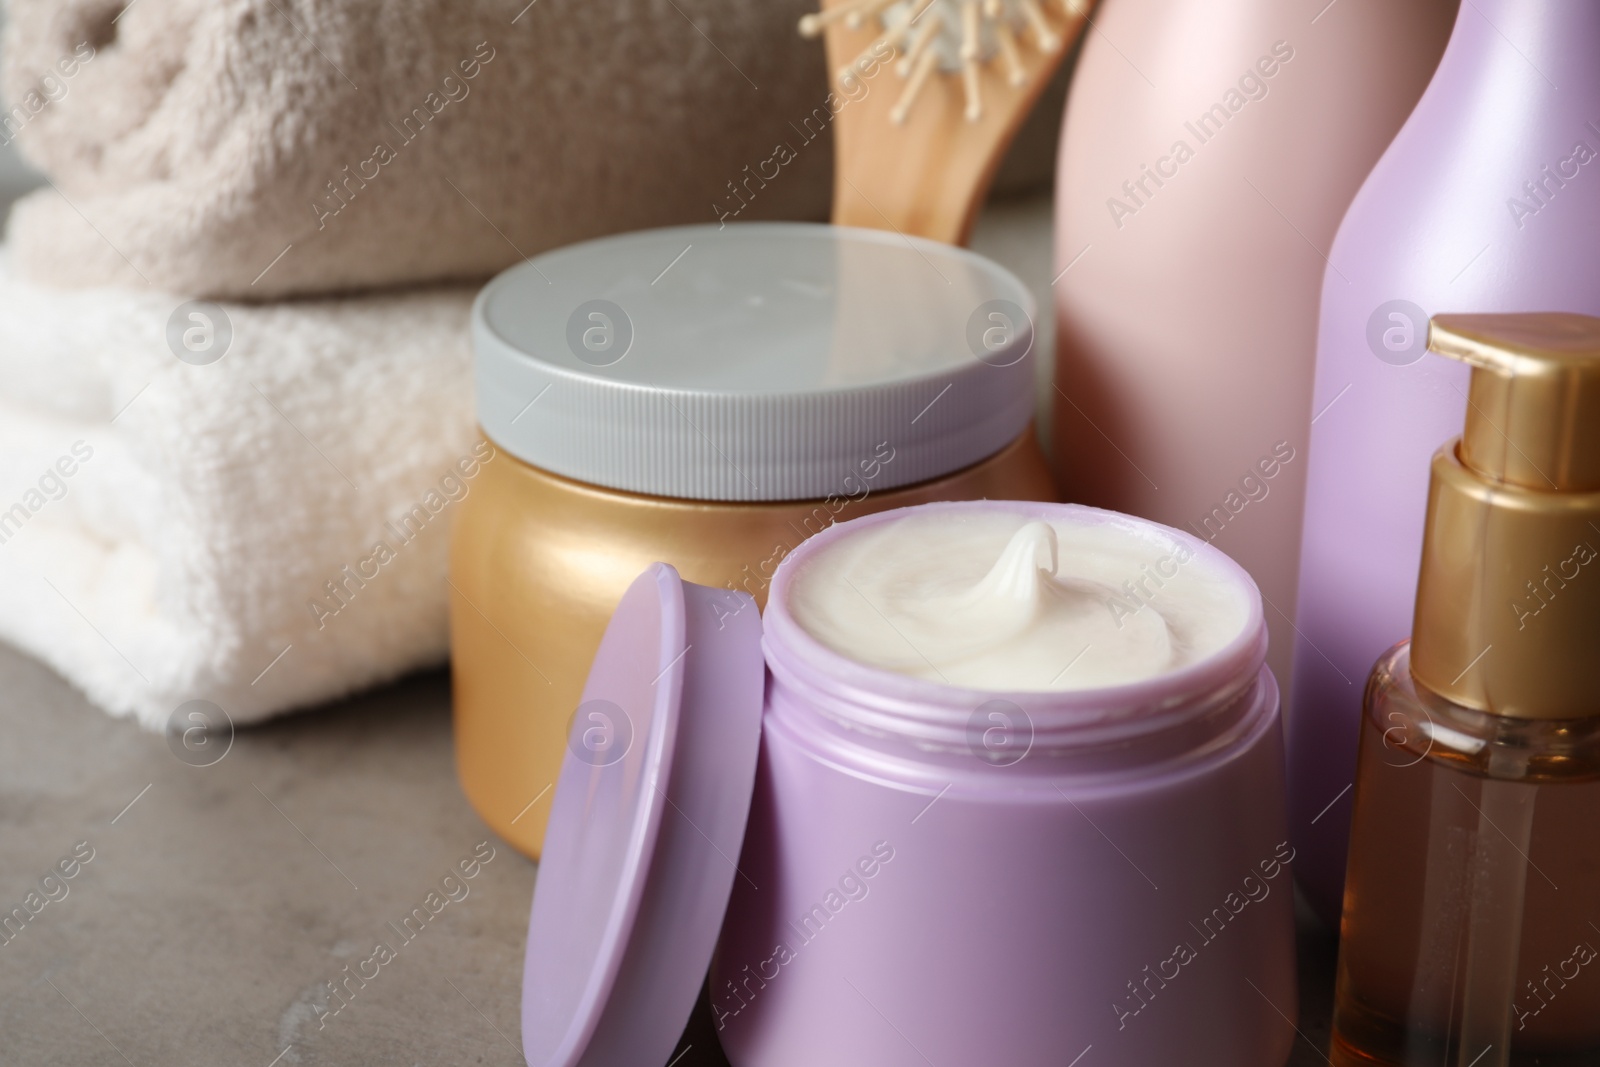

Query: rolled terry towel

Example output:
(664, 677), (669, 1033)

(0, 0), (836, 299)
(0, 249), (483, 727)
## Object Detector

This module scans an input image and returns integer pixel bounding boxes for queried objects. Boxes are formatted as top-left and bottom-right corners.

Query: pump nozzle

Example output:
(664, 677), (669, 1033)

(1410, 313), (1600, 719)
(1428, 313), (1600, 491)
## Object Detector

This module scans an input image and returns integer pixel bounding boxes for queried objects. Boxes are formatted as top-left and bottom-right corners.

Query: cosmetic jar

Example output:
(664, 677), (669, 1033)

(519, 501), (1297, 1067)
(450, 223), (1055, 859)
(715, 501), (1296, 1066)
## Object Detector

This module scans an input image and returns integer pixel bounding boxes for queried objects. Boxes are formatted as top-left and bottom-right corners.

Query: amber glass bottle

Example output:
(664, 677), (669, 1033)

(1335, 644), (1600, 1066)
(1332, 314), (1600, 1067)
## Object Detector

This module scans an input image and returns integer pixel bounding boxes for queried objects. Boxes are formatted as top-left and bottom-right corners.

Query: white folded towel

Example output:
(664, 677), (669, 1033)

(0, 250), (482, 728)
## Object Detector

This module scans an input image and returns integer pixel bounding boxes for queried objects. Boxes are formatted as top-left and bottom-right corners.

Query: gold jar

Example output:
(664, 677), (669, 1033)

(451, 223), (1057, 857)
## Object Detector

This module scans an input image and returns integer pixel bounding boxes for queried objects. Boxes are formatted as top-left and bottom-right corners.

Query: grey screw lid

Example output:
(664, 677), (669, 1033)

(473, 222), (1036, 502)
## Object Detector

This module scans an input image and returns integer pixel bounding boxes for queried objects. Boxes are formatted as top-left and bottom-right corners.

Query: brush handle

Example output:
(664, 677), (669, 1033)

(818, 0), (1091, 244)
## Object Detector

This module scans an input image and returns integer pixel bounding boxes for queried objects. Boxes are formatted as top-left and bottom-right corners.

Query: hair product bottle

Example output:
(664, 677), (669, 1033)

(1289, 3), (1600, 922)
(1051, 0), (1458, 696)
(1332, 313), (1600, 1067)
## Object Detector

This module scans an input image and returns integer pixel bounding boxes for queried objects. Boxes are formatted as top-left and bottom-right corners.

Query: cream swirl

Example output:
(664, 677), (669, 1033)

(786, 510), (1250, 691)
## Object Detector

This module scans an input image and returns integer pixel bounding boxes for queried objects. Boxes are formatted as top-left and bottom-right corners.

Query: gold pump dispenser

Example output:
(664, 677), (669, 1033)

(1411, 312), (1600, 719)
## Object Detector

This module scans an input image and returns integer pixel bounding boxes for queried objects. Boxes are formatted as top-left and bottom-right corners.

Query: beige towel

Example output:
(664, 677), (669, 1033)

(1, 0), (1064, 301)
(1, 0), (838, 300)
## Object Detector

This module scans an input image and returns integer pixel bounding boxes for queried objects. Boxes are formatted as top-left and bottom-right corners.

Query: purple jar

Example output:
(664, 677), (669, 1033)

(519, 500), (1298, 1067)
(712, 501), (1296, 1067)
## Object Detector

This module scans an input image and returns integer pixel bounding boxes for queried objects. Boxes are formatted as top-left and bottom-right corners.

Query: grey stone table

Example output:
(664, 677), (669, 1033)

(0, 642), (1338, 1066)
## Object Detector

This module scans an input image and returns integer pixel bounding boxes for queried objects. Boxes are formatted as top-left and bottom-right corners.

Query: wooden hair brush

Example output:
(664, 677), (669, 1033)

(801, 0), (1095, 244)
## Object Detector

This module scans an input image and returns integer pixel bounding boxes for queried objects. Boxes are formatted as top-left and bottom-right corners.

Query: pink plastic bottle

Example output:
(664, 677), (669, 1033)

(1051, 0), (1457, 693)
(1289, 1), (1600, 923)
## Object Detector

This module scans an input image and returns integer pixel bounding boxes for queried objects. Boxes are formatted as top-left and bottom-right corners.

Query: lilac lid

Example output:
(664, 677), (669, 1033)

(521, 564), (764, 1067)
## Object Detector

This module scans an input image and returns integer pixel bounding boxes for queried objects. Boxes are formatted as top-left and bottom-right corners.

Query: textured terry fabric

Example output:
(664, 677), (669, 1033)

(0, 0), (836, 299)
(0, 251), (481, 727)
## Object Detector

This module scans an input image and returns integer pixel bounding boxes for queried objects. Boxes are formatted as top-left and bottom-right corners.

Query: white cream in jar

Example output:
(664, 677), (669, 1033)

(786, 509), (1252, 691)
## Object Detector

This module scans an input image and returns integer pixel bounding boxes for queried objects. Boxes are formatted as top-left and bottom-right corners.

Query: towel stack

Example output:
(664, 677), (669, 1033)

(0, 0), (848, 727)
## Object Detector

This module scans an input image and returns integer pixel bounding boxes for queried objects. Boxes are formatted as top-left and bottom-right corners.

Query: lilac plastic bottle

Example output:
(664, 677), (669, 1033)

(713, 501), (1296, 1067)
(1290, 1), (1600, 923)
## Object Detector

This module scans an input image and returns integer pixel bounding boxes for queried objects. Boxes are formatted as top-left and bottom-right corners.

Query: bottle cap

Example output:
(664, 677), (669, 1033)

(474, 222), (1037, 502)
(1411, 313), (1600, 719)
